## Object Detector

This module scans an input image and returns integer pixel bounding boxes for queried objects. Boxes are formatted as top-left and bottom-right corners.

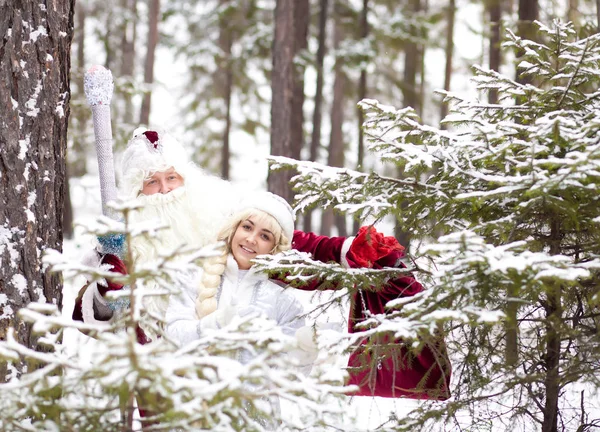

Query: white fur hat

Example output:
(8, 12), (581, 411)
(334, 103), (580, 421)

(120, 128), (190, 198)
(241, 191), (295, 241)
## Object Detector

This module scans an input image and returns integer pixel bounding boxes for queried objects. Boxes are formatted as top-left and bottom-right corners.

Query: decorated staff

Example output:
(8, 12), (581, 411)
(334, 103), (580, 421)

(83, 65), (118, 219)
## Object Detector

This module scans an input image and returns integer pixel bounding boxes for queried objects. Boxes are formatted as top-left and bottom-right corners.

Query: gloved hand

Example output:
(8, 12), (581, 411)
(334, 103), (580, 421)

(289, 326), (319, 375)
(199, 305), (239, 331)
(346, 226), (405, 269)
(295, 326), (319, 363)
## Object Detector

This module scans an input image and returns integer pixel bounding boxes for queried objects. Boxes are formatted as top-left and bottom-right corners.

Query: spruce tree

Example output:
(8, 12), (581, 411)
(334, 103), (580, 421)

(269, 21), (600, 431)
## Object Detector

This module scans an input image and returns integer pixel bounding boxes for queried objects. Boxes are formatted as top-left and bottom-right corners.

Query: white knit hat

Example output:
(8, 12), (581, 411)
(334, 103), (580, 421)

(240, 191), (295, 241)
(120, 128), (190, 198)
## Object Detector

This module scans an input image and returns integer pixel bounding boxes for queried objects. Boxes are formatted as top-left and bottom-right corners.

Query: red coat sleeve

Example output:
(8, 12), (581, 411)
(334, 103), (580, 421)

(291, 230), (347, 264)
(71, 253), (128, 322)
(288, 230), (349, 291)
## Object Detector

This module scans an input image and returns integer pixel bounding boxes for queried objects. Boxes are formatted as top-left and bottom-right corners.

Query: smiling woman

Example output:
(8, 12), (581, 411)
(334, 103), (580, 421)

(169, 190), (297, 326)
(164, 191), (315, 424)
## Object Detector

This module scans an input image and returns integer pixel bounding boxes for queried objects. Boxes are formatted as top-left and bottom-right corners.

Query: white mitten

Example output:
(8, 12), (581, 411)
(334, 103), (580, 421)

(292, 326), (319, 367)
(199, 305), (238, 331)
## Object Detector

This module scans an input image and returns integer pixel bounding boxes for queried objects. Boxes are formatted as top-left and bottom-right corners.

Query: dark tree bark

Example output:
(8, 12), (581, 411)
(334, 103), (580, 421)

(417, 0), (428, 119)
(321, 8), (347, 237)
(63, 1), (88, 239)
(104, 8), (115, 70)
(269, 0), (309, 202)
(440, 0), (455, 124)
(0, 0), (74, 381)
(356, 0), (368, 168)
(541, 220), (563, 432)
(487, 0), (501, 104)
(505, 0), (539, 368)
(140, 0), (160, 126)
(270, 0), (295, 201)
(401, 0), (422, 115)
(303, 0), (329, 232)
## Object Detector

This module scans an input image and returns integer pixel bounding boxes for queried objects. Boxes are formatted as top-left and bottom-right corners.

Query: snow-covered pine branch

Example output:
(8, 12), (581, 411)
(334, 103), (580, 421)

(252, 249), (418, 291)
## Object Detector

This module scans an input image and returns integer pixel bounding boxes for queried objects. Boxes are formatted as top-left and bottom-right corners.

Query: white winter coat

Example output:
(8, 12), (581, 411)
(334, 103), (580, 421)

(165, 254), (305, 347)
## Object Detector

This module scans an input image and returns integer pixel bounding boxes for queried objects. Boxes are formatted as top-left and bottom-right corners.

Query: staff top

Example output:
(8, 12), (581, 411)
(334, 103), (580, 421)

(84, 65), (114, 107)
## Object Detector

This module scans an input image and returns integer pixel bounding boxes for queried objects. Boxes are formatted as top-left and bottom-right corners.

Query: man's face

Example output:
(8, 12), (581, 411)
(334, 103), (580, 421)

(141, 167), (184, 195)
(231, 216), (276, 270)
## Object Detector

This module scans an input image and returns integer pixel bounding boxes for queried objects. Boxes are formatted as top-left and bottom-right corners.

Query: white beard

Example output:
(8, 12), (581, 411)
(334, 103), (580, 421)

(131, 187), (203, 261)
(126, 168), (241, 327)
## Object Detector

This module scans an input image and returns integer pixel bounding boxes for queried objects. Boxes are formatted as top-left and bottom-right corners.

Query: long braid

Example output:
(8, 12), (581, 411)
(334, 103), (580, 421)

(195, 215), (237, 318)
(195, 251), (227, 318)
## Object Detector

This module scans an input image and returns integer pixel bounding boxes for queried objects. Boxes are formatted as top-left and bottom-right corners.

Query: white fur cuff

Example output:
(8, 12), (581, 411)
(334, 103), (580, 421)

(340, 236), (355, 268)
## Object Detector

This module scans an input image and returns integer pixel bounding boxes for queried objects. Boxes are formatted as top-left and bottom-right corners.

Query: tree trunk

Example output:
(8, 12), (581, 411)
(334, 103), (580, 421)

(104, 8), (114, 70)
(488, 0), (501, 104)
(417, 0), (428, 119)
(395, 0), (422, 249)
(516, 0), (538, 85)
(0, 0), (73, 381)
(120, 0), (137, 126)
(321, 10), (346, 237)
(140, 0), (160, 126)
(63, 168), (74, 240)
(304, 0), (329, 232)
(269, 0), (308, 202)
(566, 0), (579, 26)
(504, 2), (536, 370)
(542, 219), (563, 432)
(356, 0), (368, 169)
(402, 0), (421, 115)
(291, 0), (308, 165)
(353, 0), (369, 234)
(217, 0), (234, 180)
(64, 1), (88, 239)
(69, 2), (89, 178)
(440, 0), (455, 125)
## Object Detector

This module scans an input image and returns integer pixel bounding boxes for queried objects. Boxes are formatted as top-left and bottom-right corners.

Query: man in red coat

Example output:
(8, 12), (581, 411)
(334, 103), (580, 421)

(293, 226), (451, 400)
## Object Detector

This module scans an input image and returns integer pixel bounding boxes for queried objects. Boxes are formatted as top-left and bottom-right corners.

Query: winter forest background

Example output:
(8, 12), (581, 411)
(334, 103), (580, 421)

(2, 0), (600, 430)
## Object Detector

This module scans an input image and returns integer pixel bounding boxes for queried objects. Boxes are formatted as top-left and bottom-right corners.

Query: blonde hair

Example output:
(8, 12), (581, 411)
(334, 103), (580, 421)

(195, 209), (292, 318)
